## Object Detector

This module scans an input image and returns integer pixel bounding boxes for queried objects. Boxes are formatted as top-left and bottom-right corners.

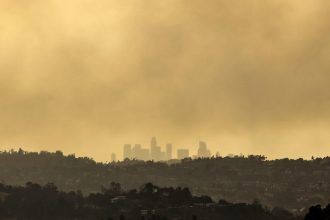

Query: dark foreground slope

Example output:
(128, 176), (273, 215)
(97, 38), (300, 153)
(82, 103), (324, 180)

(0, 182), (302, 220)
(0, 150), (329, 210)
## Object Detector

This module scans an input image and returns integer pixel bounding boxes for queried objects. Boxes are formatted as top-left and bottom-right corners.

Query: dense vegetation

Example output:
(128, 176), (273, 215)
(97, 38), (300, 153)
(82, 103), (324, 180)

(304, 204), (330, 220)
(0, 182), (303, 220)
(0, 149), (329, 211)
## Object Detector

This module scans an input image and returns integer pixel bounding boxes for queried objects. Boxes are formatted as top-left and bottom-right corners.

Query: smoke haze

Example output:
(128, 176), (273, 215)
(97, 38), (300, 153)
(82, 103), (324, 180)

(1, 0), (330, 160)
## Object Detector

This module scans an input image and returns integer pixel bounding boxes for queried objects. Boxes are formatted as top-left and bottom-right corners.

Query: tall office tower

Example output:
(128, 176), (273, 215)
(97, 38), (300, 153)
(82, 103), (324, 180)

(197, 141), (211, 158)
(150, 136), (160, 160)
(111, 153), (116, 162)
(151, 136), (157, 148)
(123, 144), (132, 160)
(132, 144), (142, 160)
(177, 149), (189, 160)
(140, 148), (150, 161)
(155, 146), (162, 161)
(166, 144), (173, 160)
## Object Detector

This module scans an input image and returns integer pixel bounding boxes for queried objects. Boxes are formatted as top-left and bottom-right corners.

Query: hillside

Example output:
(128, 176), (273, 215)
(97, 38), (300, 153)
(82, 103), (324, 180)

(0, 182), (303, 220)
(0, 149), (329, 210)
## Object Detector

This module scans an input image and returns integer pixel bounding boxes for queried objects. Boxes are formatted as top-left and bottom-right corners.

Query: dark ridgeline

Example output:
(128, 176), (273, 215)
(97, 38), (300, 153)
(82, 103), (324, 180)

(0, 149), (329, 212)
(0, 181), (310, 220)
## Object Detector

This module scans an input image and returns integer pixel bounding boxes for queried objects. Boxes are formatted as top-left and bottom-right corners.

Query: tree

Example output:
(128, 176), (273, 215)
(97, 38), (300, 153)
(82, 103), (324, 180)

(305, 205), (323, 220)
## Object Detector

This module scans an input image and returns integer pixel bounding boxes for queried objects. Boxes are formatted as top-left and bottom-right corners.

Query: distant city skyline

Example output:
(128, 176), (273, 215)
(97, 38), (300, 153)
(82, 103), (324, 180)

(117, 137), (213, 161)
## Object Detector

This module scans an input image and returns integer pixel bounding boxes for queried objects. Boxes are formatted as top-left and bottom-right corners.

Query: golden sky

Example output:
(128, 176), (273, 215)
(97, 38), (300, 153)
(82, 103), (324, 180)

(0, 0), (330, 161)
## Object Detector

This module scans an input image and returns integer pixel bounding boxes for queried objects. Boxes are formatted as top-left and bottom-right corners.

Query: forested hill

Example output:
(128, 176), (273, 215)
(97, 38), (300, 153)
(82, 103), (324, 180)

(0, 149), (329, 211)
(0, 182), (305, 220)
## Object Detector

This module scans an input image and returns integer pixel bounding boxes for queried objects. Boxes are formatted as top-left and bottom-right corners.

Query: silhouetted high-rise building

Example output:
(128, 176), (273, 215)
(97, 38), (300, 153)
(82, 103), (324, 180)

(132, 144), (150, 160)
(155, 146), (162, 161)
(166, 144), (172, 160)
(177, 149), (189, 160)
(150, 136), (157, 160)
(151, 137), (157, 148)
(111, 153), (116, 162)
(197, 141), (211, 158)
(132, 144), (142, 160)
(123, 144), (132, 160)
(150, 136), (162, 161)
(140, 148), (150, 161)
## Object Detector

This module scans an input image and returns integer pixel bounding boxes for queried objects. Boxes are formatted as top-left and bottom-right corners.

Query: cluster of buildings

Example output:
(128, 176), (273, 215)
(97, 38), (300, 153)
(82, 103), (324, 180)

(121, 137), (212, 161)
(123, 137), (172, 161)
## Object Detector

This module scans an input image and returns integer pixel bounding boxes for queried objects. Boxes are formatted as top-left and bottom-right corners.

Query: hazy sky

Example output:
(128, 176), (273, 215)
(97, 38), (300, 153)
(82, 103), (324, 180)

(0, 0), (330, 161)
